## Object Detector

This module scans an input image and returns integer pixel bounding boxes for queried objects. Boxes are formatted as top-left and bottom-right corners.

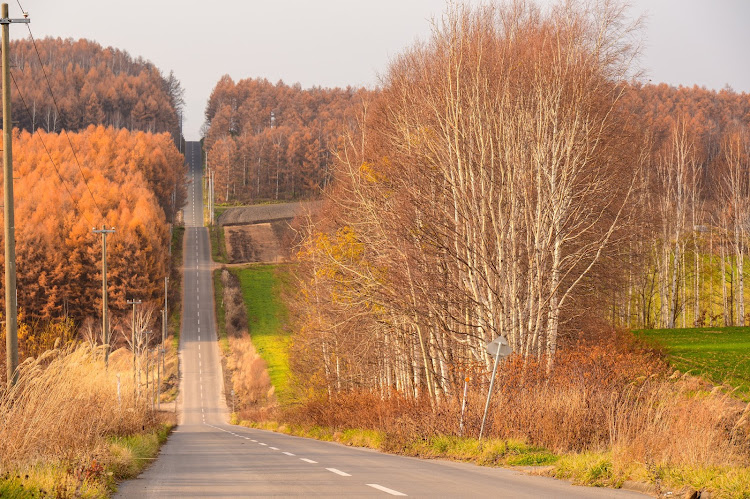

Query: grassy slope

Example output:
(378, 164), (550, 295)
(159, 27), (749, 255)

(233, 265), (292, 403)
(209, 225), (228, 263)
(636, 326), (750, 399)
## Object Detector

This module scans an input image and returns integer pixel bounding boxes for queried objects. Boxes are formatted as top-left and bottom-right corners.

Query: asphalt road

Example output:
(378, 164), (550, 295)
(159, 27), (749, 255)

(117, 141), (647, 498)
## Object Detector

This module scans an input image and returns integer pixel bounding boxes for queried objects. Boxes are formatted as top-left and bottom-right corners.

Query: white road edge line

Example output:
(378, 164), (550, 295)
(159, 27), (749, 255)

(326, 468), (351, 477)
(300, 458), (317, 464)
(366, 484), (407, 496)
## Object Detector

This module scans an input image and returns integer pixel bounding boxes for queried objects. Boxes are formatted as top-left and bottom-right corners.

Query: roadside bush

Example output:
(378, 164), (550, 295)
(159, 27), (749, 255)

(286, 330), (750, 470)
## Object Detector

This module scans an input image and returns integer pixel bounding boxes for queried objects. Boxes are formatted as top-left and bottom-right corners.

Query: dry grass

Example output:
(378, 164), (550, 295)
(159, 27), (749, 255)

(228, 336), (274, 412)
(0, 344), (157, 473)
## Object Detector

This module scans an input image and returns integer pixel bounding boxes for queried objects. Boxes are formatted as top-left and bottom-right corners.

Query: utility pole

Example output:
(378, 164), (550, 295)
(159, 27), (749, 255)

(163, 276), (168, 372)
(127, 298), (142, 403)
(209, 170), (214, 225)
(93, 225), (115, 366)
(2, 4), (29, 387)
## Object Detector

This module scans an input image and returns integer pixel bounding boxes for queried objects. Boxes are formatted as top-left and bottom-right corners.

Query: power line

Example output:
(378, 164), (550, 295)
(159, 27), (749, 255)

(13, 1), (107, 222)
(9, 69), (95, 228)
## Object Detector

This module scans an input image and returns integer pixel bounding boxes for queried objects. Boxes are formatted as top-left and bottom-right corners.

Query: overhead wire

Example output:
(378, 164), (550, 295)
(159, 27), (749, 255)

(9, 69), (96, 228)
(13, 0), (107, 223)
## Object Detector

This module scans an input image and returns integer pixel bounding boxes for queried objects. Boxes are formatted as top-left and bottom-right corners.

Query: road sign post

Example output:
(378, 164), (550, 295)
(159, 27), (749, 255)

(479, 335), (512, 441)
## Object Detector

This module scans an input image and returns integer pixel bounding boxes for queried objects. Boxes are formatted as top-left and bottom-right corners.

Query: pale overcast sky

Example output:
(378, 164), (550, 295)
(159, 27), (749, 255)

(10, 1), (750, 140)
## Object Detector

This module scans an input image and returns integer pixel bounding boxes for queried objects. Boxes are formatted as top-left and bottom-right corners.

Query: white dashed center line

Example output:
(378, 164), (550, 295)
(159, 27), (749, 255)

(326, 468), (351, 477)
(367, 484), (407, 496)
(300, 458), (318, 464)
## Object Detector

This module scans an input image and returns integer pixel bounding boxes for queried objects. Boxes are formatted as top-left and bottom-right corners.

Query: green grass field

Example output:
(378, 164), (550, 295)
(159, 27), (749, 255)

(209, 225), (228, 263)
(233, 265), (292, 403)
(636, 326), (750, 399)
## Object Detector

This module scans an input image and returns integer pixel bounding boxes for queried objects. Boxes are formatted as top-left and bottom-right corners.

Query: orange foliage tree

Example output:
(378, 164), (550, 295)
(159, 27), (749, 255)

(0, 125), (185, 330)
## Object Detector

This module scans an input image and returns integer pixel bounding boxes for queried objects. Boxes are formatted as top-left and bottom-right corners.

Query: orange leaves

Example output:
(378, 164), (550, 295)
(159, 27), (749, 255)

(9, 37), (181, 136)
(6, 125), (184, 324)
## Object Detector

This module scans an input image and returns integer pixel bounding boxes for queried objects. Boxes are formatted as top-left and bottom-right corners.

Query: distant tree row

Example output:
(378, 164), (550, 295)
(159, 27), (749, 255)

(0, 125), (186, 326)
(9, 38), (184, 142)
(614, 83), (750, 329)
(203, 76), (369, 202)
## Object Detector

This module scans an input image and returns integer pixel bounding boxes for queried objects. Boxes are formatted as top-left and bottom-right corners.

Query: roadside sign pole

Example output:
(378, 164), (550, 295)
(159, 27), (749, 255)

(479, 350), (502, 441)
(479, 335), (512, 441)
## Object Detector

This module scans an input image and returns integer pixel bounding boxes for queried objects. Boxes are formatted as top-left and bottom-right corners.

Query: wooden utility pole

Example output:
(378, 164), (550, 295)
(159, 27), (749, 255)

(2, 4), (29, 387)
(93, 225), (115, 366)
(163, 276), (168, 372)
(127, 298), (142, 402)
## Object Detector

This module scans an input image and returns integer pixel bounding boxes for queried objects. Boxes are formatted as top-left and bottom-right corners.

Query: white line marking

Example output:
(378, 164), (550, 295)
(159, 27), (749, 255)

(300, 458), (317, 464)
(326, 468), (351, 477)
(282, 451), (295, 456)
(269, 446), (279, 450)
(366, 484), (407, 496)
(258, 443), (267, 446)
(251, 439), (257, 442)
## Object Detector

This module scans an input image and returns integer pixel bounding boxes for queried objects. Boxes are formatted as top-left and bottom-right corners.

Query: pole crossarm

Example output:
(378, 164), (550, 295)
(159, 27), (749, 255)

(0, 18), (30, 24)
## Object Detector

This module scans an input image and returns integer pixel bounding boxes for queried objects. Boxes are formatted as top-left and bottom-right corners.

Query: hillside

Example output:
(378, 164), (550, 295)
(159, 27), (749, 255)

(9, 37), (184, 140)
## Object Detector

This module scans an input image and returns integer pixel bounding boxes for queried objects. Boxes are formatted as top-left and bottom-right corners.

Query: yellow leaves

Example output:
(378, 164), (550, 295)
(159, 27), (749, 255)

(359, 161), (389, 184)
(0, 310), (75, 360)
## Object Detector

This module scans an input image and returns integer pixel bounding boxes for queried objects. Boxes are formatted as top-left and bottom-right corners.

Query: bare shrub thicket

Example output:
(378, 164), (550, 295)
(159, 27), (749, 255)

(0, 344), (155, 471)
(288, 333), (750, 468)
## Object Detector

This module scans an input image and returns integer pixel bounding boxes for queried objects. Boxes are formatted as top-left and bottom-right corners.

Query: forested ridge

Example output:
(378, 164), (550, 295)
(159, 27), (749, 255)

(203, 76), (369, 202)
(8, 37), (184, 142)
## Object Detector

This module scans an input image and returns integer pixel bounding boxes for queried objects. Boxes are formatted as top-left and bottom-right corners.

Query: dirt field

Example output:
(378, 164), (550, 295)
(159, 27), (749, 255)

(224, 221), (294, 263)
(218, 201), (321, 226)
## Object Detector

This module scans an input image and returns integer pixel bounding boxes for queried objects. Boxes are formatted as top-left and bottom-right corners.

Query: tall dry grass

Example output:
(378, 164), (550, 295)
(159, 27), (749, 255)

(0, 344), (155, 471)
(228, 336), (274, 408)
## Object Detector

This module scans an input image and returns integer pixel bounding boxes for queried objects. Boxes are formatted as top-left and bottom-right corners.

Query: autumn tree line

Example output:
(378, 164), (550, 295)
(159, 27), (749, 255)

(9, 38), (185, 145)
(284, 1), (750, 403)
(0, 126), (185, 363)
(0, 37), (187, 375)
(203, 76), (367, 202)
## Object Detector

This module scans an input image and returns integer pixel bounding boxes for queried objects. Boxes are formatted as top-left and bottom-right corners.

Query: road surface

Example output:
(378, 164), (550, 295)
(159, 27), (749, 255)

(117, 141), (646, 497)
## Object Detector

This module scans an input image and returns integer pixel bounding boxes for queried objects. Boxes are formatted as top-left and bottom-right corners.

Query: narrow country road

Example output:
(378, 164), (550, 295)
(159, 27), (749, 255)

(116, 141), (647, 497)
